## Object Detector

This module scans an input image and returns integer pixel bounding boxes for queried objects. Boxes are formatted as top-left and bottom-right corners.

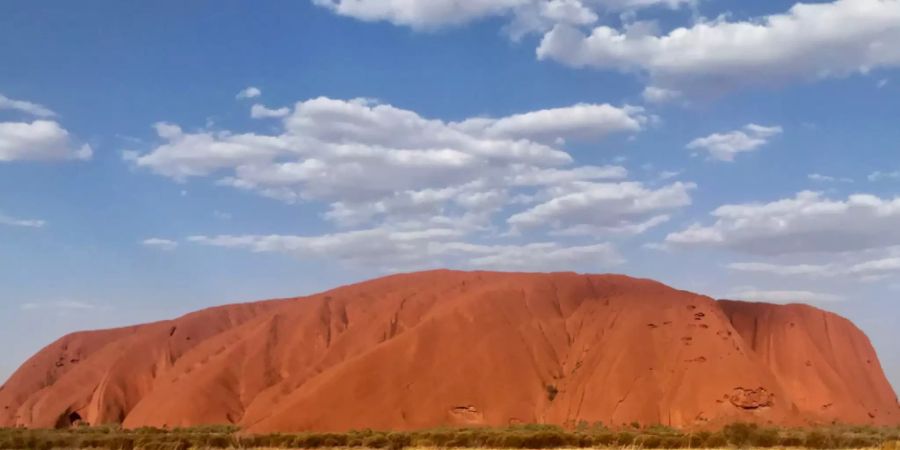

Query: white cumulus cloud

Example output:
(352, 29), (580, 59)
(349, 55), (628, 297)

(508, 181), (695, 235)
(312, 0), (690, 35)
(0, 120), (92, 162)
(251, 104), (290, 119)
(666, 191), (900, 255)
(129, 97), (652, 230)
(538, 0), (900, 95)
(136, 96), (696, 272)
(686, 124), (782, 162)
(641, 86), (682, 104)
(455, 103), (648, 143)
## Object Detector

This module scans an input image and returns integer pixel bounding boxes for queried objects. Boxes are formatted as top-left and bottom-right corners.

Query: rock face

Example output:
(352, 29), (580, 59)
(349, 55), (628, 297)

(1, 270), (897, 432)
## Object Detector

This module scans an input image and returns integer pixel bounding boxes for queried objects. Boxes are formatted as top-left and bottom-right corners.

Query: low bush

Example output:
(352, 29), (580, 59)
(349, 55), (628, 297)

(723, 421), (758, 446)
(0, 421), (897, 449)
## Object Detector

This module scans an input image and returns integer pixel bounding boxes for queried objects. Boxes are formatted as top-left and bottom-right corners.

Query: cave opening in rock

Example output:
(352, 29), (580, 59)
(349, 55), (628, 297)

(54, 410), (85, 428)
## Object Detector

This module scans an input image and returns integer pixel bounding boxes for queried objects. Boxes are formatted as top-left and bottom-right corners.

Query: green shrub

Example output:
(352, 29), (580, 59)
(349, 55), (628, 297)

(575, 420), (590, 432)
(723, 421), (758, 446)
(636, 434), (662, 448)
(362, 432), (389, 448)
(592, 431), (616, 446)
(779, 431), (805, 447)
(644, 424), (679, 435)
(616, 430), (636, 446)
(842, 434), (880, 448)
(386, 432), (412, 450)
(805, 430), (834, 449)
(687, 431), (708, 447)
(752, 427), (780, 447)
(664, 435), (691, 448)
(704, 431), (728, 447)
(519, 430), (568, 448)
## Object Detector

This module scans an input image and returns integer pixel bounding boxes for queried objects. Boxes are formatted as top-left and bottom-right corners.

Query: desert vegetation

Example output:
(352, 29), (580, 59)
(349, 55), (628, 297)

(0, 423), (898, 450)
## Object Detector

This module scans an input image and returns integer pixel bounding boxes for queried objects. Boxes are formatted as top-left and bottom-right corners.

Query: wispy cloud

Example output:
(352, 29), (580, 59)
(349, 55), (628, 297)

(869, 170), (900, 182)
(236, 86), (261, 100)
(20, 300), (98, 311)
(0, 213), (46, 228)
(0, 93), (56, 117)
(687, 124), (782, 162)
(141, 238), (178, 251)
(725, 287), (842, 304)
(808, 173), (853, 183)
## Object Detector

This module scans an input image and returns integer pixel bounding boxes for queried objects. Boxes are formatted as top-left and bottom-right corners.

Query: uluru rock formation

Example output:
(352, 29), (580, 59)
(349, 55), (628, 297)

(1, 270), (897, 432)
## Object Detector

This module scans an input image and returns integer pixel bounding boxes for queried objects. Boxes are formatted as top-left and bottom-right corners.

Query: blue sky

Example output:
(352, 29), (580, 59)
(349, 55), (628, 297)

(1, 0), (899, 391)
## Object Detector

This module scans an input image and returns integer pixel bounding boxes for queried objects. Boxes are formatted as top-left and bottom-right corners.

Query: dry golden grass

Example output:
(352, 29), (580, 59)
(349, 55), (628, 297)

(232, 446), (900, 450)
(3, 424), (897, 450)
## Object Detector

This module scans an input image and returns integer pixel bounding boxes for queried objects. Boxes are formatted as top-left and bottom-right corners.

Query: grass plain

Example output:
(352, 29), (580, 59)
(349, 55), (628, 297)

(0, 423), (898, 450)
